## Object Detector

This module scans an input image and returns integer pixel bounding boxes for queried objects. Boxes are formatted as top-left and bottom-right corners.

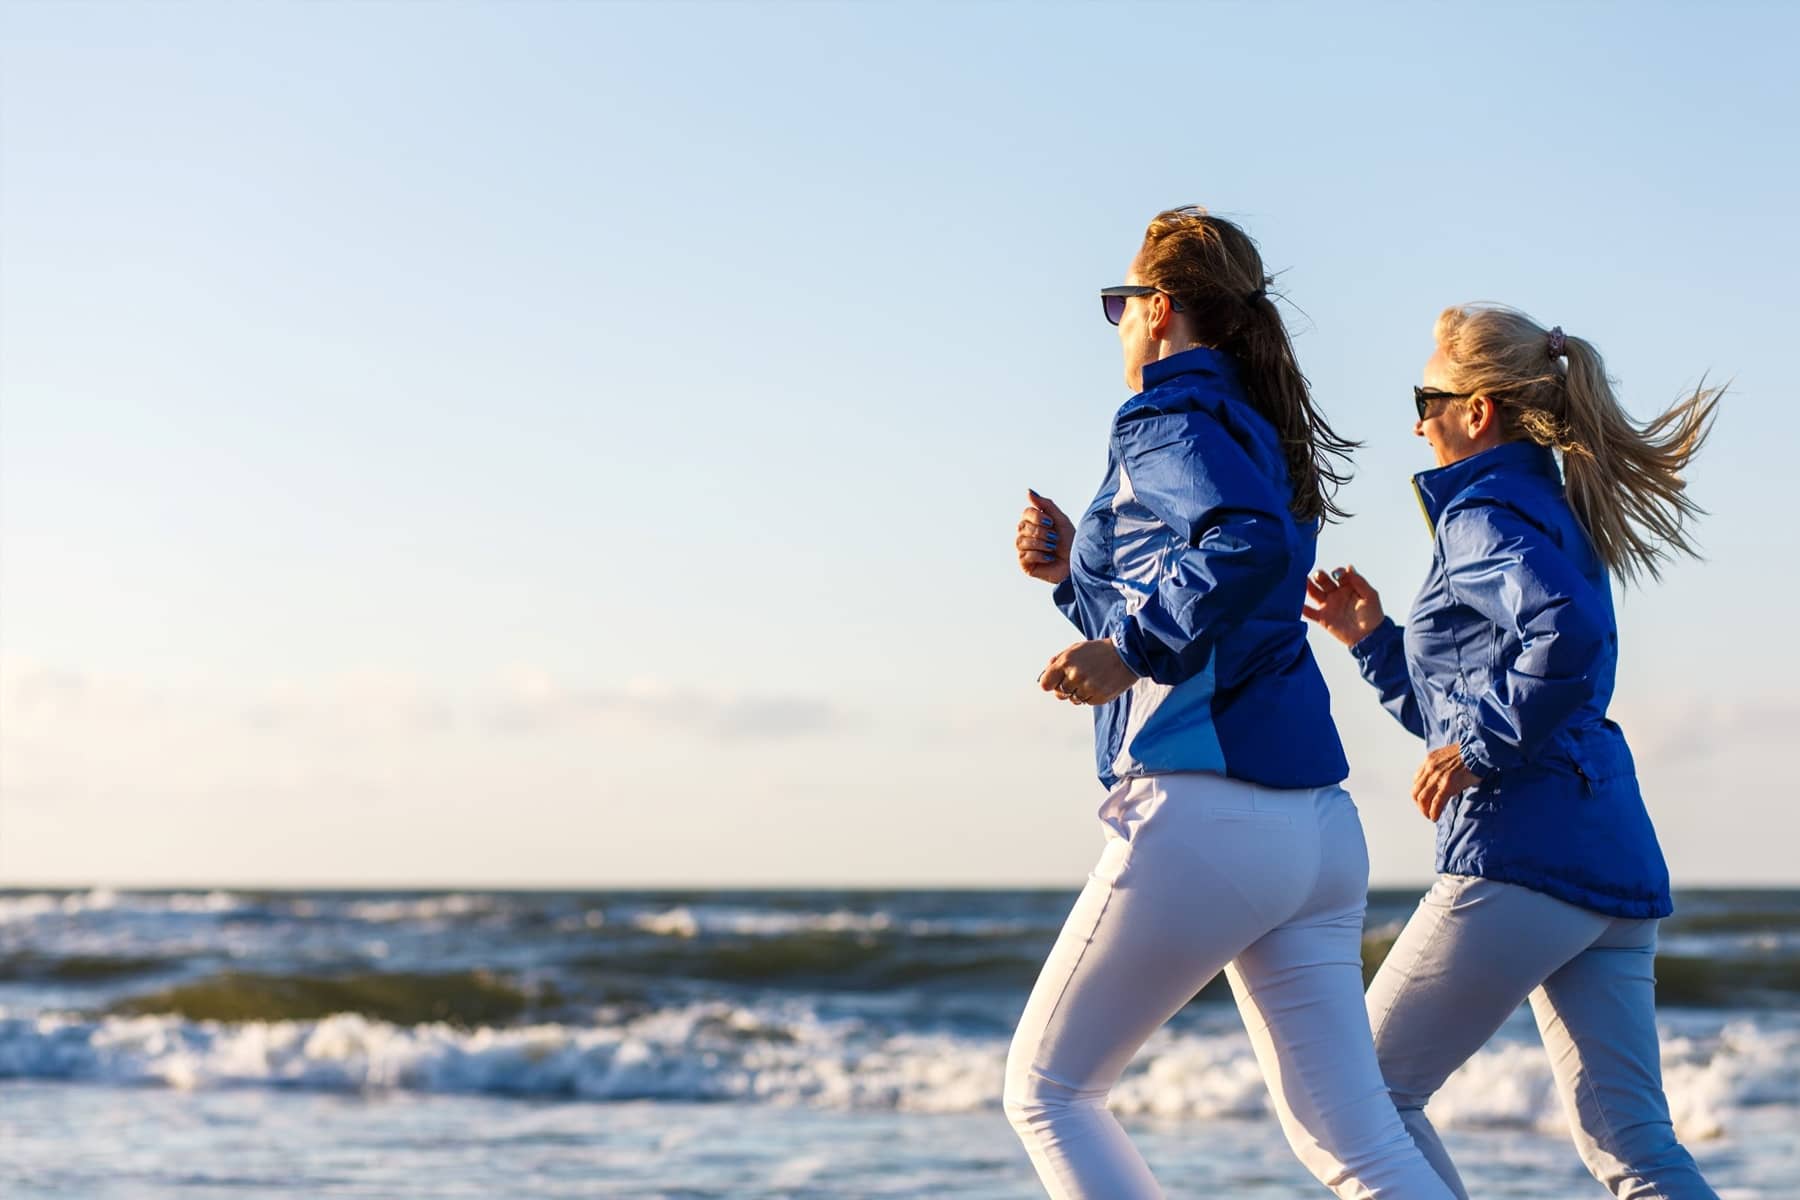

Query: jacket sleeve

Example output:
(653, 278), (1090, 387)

(1439, 501), (1609, 776)
(1348, 617), (1427, 740)
(1051, 576), (1091, 636)
(1103, 407), (1294, 686)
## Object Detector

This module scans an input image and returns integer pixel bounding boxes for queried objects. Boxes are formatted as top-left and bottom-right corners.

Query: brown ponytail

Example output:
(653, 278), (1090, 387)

(1135, 206), (1357, 524)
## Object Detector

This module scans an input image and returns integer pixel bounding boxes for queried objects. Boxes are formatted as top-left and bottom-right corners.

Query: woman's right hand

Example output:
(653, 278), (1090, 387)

(1304, 565), (1386, 647)
(1017, 489), (1075, 585)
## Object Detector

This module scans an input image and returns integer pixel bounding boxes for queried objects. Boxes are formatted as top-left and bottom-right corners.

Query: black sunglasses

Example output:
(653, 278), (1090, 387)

(1100, 285), (1184, 326)
(1413, 386), (1473, 420)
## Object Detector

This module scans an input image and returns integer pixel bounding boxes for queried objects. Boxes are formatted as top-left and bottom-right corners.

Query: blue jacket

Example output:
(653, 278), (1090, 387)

(1351, 440), (1672, 919)
(1053, 347), (1349, 790)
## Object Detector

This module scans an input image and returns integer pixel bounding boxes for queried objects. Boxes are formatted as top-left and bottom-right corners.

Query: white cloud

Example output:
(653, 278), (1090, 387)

(484, 671), (852, 740)
(241, 672), (457, 735)
(1611, 695), (1794, 771)
(0, 658), (1791, 887)
(0, 659), (852, 747)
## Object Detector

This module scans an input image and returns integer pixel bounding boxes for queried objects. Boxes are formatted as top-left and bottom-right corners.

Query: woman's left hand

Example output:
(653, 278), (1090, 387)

(1412, 745), (1482, 820)
(1039, 639), (1138, 707)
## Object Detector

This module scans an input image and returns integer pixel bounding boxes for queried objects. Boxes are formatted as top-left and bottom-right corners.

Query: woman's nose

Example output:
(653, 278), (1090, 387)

(1414, 420), (1427, 438)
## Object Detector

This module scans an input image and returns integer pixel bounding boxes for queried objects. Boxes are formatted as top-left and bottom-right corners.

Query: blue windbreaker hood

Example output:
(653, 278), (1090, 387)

(1413, 440), (1562, 528)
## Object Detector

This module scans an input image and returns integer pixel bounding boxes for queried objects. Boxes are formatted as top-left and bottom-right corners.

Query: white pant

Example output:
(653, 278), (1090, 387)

(1004, 773), (1453, 1199)
(1368, 875), (1719, 1200)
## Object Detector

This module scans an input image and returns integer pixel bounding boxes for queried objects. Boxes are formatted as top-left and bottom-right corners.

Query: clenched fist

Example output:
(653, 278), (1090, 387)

(1016, 489), (1076, 585)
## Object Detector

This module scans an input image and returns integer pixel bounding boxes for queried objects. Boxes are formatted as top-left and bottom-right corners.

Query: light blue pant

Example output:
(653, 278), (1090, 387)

(1368, 875), (1718, 1200)
(1004, 773), (1453, 1199)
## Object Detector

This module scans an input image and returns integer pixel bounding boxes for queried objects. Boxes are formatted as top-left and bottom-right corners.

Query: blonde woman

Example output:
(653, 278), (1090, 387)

(1306, 306), (1721, 1199)
(1007, 208), (1452, 1199)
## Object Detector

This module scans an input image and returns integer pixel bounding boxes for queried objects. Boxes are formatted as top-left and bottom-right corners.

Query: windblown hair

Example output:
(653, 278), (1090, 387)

(1434, 304), (1722, 584)
(1134, 205), (1355, 525)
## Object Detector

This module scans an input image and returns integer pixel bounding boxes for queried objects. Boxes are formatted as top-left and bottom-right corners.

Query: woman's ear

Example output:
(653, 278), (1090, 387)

(1146, 293), (1174, 341)
(1467, 395), (1500, 438)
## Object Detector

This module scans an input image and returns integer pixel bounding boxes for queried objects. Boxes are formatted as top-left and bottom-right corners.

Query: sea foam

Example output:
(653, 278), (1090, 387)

(1, 1002), (1788, 1142)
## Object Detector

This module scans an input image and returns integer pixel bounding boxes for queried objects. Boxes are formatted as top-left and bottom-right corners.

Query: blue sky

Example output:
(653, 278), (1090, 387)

(1, 1), (1795, 886)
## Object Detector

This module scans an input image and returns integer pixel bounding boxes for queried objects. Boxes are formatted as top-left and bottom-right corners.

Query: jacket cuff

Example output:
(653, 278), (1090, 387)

(1052, 576), (1078, 610)
(1349, 617), (1400, 661)
(1108, 614), (1153, 679)
(1456, 729), (1495, 778)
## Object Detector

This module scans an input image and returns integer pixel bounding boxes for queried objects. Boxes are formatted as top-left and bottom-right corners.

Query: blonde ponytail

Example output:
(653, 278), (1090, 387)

(1434, 305), (1722, 584)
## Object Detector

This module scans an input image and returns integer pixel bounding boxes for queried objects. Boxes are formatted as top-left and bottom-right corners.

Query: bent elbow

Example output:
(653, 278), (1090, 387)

(1535, 598), (1609, 677)
(1233, 516), (1293, 598)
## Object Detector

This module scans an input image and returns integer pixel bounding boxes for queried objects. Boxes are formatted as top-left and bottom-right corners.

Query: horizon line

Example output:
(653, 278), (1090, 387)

(3, 878), (1796, 894)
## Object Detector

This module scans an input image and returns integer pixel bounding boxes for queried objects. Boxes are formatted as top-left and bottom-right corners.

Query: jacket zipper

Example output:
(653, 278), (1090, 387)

(1411, 478), (1435, 536)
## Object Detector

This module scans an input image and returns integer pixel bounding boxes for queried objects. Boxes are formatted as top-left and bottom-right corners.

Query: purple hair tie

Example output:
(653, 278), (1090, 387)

(1547, 326), (1567, 357)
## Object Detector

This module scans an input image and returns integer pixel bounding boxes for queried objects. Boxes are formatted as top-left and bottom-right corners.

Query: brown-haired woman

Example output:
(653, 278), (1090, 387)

(1307, 305), (1722, 1198)
(1006, 207), (1453, 1198)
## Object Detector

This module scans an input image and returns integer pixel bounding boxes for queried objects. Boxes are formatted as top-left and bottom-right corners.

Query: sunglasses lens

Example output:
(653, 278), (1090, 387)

(1102, 295), (1126, 325)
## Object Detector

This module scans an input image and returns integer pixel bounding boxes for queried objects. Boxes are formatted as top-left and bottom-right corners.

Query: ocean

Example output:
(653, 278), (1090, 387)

(2, 886), (1795, 1198)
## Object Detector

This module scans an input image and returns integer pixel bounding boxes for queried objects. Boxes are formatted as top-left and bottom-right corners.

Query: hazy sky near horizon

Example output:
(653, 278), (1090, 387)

(2, 1), (1795, 888)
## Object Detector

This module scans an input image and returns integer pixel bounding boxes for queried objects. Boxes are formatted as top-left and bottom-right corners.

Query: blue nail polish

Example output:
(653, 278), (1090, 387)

(1041, 517), (1053, 527)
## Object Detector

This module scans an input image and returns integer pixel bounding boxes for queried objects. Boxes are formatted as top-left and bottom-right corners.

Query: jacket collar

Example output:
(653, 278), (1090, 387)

(1412, 440), (1561, 528)
(1139, 346), (1240, 392)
